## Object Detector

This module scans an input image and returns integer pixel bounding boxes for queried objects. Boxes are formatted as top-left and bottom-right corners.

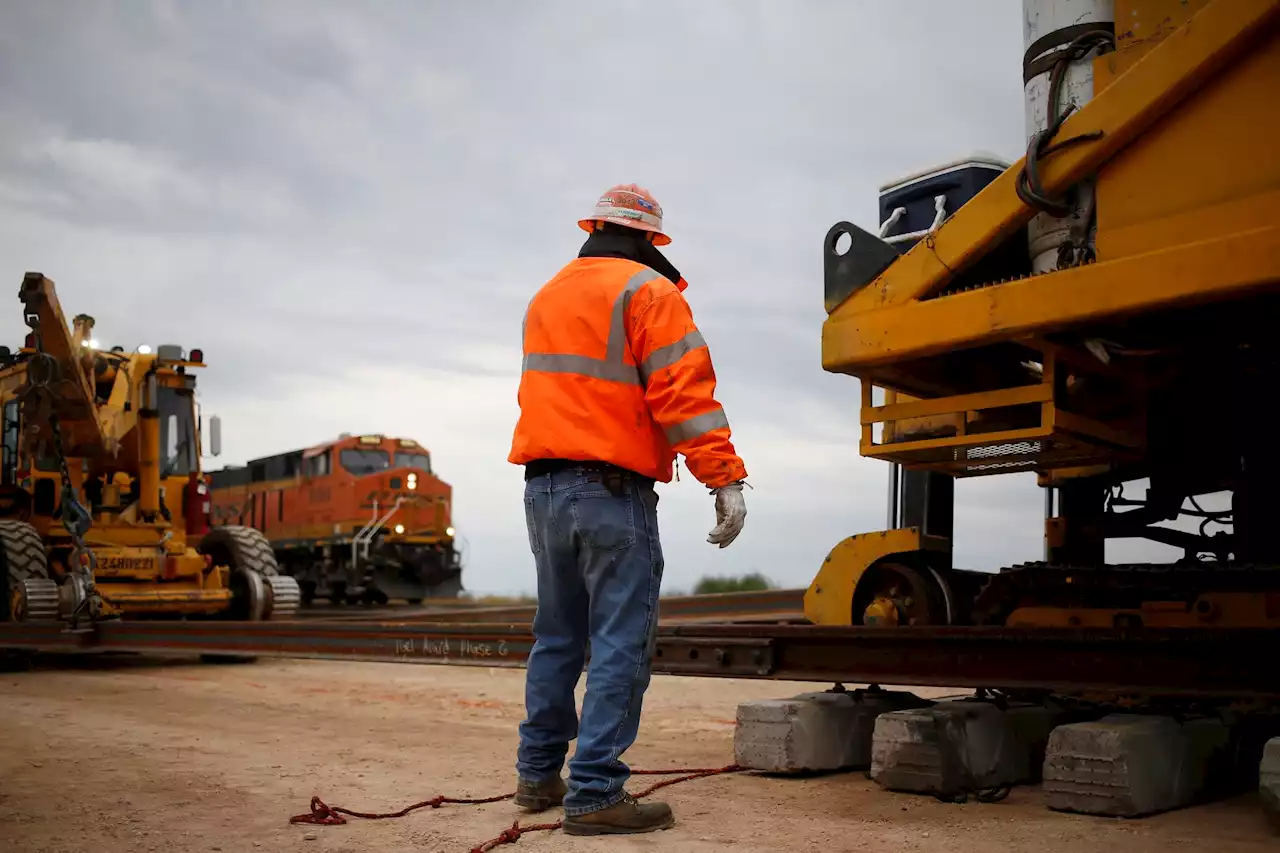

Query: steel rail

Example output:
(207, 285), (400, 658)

(301, 587), (808, 625)
(2, 620), (1277, 699)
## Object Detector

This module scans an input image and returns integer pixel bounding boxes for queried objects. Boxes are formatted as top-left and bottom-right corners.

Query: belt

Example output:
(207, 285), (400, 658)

(523, 458), (647, 484)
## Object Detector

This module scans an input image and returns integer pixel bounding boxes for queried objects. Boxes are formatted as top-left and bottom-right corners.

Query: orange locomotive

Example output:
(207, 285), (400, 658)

(206, 433), (462, 605)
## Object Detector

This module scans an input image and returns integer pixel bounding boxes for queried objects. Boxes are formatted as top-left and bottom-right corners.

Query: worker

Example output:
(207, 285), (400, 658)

(508, 183), (749, 835)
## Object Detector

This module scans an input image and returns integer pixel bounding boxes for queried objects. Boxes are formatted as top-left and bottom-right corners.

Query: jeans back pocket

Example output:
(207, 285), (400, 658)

(569, 486), (637, 552)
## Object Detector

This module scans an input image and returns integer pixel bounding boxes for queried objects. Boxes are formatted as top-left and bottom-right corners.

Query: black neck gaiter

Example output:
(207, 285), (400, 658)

(577, 229), (682, 287)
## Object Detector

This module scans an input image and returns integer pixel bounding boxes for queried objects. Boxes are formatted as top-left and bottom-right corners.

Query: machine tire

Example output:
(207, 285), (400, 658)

(198, 525), (281, 578)
(197, 526), (297, 664)
(0, 520), (51, 623)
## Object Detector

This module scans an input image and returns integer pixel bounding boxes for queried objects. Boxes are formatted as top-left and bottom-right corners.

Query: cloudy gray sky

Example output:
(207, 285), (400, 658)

(0, 1), (1188, 595)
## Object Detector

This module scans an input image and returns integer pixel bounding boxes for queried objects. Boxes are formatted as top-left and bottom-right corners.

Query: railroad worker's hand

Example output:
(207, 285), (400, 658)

(707, 481), (747, 548)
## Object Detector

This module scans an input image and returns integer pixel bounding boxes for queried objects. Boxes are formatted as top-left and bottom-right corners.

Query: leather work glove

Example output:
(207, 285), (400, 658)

(707, 481), (747, 548)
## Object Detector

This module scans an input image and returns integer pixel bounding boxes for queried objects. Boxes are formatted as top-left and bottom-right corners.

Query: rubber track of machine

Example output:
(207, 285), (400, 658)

(970, 567), (1025, 626)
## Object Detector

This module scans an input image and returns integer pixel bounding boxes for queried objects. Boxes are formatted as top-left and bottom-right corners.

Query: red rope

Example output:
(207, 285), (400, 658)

(470, 820), (562, 853)
(290, 791), (514, 825)
(290, 764), (745, 850)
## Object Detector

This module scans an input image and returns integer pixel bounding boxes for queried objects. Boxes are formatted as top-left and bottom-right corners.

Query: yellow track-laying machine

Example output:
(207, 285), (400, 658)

(0, 273), (300, 627)
(806, 0), (1280, 634)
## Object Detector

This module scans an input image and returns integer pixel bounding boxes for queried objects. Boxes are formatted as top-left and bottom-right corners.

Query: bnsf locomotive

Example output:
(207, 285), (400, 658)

(207, 433), (463, 605)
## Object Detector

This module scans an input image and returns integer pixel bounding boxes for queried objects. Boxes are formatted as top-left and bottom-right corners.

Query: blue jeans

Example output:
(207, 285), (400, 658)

(515, 465), (664, 817)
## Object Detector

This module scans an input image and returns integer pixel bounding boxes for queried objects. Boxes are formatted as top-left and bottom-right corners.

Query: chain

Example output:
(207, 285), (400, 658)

(17, 308), (105, 625)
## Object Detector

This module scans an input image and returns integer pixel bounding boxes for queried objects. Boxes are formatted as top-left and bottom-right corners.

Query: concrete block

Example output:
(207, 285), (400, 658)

(734, 688), (930, 774)
(1261, 737), (1280, 833)
(869, 699), (1055, 797)
(1043, 713), (1232, 817)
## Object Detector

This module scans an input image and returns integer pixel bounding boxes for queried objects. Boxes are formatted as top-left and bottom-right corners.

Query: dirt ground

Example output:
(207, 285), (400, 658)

(1, 657), (1275, 853)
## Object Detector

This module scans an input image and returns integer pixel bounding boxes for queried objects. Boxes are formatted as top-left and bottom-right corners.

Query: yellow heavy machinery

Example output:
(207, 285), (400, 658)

(806, 0), (1280, 632)
(0, 272), (300, 626)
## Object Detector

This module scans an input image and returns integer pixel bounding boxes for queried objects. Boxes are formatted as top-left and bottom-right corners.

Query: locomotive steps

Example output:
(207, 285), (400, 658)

(733, 687), (1280, 830)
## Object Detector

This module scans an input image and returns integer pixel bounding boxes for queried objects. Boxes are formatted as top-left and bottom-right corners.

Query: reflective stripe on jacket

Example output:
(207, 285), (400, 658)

(509, 255), (747, 489)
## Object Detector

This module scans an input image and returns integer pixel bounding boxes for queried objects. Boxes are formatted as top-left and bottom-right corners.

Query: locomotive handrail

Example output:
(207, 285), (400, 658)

(350, 496), (404, 578)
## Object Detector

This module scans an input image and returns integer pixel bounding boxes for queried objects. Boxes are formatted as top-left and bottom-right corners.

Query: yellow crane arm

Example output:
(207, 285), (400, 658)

(17, 272), (110, 460)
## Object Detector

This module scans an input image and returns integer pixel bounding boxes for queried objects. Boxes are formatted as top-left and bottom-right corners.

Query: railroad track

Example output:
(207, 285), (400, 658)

(5, 580), (1275, 699)
(3, 619), (1278, 699)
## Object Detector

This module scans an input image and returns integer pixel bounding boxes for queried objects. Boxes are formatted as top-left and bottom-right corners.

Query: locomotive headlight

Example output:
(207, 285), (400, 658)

(394, 524), (406, 535)
(446, 526), (456, 538)
(406, 473), (418, 490)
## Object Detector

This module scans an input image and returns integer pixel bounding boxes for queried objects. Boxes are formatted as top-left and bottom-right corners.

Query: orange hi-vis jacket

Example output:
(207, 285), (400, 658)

(509, 256), (748, 490)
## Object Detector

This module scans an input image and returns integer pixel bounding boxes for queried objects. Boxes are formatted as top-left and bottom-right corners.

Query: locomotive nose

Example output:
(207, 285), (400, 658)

(386, 468), (423, 492)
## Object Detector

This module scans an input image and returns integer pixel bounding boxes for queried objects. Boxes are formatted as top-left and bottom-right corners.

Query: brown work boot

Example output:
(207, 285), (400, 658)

(514, 775), (567, 811)
(562, 793), (675, 836)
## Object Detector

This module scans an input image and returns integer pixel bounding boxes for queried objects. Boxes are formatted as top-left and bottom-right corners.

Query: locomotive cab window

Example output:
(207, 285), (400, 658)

(340, 448), (389, 476)
(394, 451), (431, 474)
(305, 449), (332, 478)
